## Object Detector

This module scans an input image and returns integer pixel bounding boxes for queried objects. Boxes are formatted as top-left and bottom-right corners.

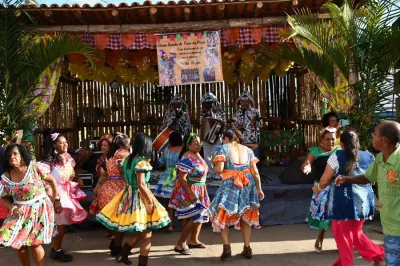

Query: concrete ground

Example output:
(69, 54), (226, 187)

(0, 221), (385, 266)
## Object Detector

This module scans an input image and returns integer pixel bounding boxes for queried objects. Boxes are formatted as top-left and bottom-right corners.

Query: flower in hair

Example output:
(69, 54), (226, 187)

(50, 133), (60, 142)
(320, 126), (337, 136)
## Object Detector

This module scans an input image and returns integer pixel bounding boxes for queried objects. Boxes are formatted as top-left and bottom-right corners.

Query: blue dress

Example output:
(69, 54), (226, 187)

(154, 148), (180, 198)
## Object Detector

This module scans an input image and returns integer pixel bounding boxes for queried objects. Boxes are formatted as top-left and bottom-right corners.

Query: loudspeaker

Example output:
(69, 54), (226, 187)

(278, 157), (315, 184)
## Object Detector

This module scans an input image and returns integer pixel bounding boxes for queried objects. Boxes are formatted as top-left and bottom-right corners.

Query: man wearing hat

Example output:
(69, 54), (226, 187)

(160, 95), (191, 137)
(200, 92), (226, 179)
(233, 91), (262, 156)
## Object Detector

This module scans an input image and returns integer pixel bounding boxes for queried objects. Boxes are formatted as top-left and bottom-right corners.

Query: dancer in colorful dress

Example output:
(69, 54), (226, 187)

(96, 133), (170, 266)
(89, 134), (114, 215)
(96, 133), (131, 256)
(169, 132), (211, 255)
(0, 143), (61, 266)
(154, 131), (183, 232)
(313, 131), (385, 266)
(300, 126), (339, 253)
(43, 133), (88, 262)
(210, 130), (264, 260)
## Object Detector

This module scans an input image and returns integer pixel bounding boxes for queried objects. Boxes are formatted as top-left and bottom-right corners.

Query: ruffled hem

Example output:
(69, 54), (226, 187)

(169, 202), (210, 224)
(96, 189), (170, 233)
(153, 184), (173, 198)
(212, 155), (226, 164)
(210, 205), (260, 232)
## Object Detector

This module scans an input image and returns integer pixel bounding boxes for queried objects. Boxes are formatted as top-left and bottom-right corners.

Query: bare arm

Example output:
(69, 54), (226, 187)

(317, 164), (335, 189)
(1, 196), (12, 210)
(335, 175), (371, 185)
(178, 171), (197, 203)
(214, 161), (224, 175)
(43, 174), (60, 199)
(250, 161), (264, 200)
(136, 171), (152, 204)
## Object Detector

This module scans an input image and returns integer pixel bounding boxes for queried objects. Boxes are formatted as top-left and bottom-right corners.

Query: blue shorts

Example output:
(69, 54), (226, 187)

(385, 234), (400, 266)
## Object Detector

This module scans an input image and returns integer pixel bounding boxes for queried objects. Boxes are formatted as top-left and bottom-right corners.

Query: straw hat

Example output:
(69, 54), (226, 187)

(97, 133), (114, 148)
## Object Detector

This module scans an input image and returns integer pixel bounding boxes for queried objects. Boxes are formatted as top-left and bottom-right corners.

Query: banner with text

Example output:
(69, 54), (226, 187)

(156, 31), (223, 86)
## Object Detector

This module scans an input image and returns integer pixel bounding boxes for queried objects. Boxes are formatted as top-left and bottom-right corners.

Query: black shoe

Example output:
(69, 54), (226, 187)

(109, 239), (115, 251)
(111, 245), (122, 257)
(52, 249), (73, 262)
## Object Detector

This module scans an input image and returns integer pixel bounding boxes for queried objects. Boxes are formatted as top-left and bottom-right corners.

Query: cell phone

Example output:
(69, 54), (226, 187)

(341, 119), (350, 126)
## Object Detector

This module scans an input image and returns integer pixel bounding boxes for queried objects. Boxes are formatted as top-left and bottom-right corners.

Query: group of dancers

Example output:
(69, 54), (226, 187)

(0, 94), (400, 266)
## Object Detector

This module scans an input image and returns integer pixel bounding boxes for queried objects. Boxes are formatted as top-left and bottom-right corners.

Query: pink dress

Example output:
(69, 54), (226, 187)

(47, 154), (88, 225)
(0, 201), (8, 220)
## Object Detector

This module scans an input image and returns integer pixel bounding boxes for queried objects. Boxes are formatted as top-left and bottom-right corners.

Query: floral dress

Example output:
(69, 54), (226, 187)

(96, 157), (170, 233)
(95, 149), (130, 212)
(209, 144), (260, 232)
(47, 154), (87, 225)
(153, 148), (180, 198)
(0, 162), (56, 249)
(168, 153), (210, 223)
(89, 154), (108, 213)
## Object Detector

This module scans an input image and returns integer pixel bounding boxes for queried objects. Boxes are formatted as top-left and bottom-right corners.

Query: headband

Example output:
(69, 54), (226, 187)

(50, 132), (60, 142)
(320, 126), (337, 136)
(186, 132), (198, 150)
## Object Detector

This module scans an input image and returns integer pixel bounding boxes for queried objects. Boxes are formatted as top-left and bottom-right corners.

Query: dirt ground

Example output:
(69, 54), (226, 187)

(0, 221), (384, 266)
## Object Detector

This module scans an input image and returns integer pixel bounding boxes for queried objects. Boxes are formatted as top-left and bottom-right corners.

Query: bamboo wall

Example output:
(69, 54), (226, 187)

(36, 70), (322, 160)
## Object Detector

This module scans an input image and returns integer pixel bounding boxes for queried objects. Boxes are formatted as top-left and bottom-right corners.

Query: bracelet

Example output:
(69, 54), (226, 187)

(11, 206), (18, 213)
(317, 183), (323, 192)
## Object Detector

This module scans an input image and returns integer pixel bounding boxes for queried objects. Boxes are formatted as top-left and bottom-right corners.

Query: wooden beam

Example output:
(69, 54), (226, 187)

(71, 10), (86, 24)
(254, 2), (263, 18)
(149, 7), (157, 23)
(184, 7), (190, 22)
(111, 9), (118, 17)
(33, 16), (287, 33)
(217, 4), (225, 20)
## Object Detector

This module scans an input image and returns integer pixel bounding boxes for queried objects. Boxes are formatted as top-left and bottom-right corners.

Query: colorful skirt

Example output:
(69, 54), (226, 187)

(56, 182), (88, 225)
(96, 178), (126, 212)
(96, 185), (170, 233)
(0, 195), (57, 249)
(209, 174), (260, 232)
(168, 180), (210, 223)
(153, 167), (177, 199)
(306, 182), (331, 230)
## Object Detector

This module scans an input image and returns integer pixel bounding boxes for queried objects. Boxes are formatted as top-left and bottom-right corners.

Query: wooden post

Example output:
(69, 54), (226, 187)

(217, 4), (225, 20)
(111, 9), (118, 17)
(149, 7), (157, 23)
(184, 7), (190, 22)
(254, 2), (263, 17)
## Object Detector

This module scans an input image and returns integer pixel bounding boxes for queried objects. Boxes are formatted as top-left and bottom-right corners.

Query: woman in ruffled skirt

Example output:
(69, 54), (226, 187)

(0, 144), (61, 266)
(169, 133), (211, 255)
(97, 133), (170, 266)
(209, 130), (264, 260)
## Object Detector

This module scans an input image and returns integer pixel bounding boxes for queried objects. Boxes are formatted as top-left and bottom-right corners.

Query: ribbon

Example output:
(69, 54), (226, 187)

(163, 167), (177, 187)
(220, 168), (251, 189)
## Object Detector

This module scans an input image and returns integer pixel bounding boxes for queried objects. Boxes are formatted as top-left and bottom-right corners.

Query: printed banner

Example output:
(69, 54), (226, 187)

(156, 31), (223, 86)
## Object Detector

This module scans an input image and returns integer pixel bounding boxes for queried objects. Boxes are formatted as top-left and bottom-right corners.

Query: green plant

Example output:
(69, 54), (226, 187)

(0, 0), (101, 143)
(261, 0), (400, 149)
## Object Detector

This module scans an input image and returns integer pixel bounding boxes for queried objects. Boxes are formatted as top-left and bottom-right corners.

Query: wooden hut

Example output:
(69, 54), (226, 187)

(20, 0), (343, 163)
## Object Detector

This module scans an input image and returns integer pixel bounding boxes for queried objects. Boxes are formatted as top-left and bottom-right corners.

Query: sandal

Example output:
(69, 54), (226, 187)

(174, 246), (192, 255)
(188, 242), (206, 249)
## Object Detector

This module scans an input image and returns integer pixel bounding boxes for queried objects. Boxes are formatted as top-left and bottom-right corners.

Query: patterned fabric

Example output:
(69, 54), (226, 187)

(96, 148), (130, 211)
(0, 162), (56, 249)
(306, 147), (339, 231)
(323, 150), (375, 220)
(84, 33), (95, 46)
(200, 92), (226, 126)
(168, 153), (210, 223)
(47, 154), (87, 225)
(260, 129), (303, 149)
(233, 91), (261, 144)
(96, 157), (170, 233)
(384, 234), (400, 266)
(129, 33), (153, 50)
(154, 148), (180, 198)
(160, 96), (191, 136)
(176, 154), (208, 184)
(236, 28), (257, 45)
(106, 33), (124, 50)
(89, 154), (108, 213)
(209, 144), (260, 232)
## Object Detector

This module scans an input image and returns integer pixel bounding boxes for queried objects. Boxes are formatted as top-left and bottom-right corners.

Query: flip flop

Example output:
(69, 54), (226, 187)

(174, 246), (192, 255)
(188, 243), (206, 249)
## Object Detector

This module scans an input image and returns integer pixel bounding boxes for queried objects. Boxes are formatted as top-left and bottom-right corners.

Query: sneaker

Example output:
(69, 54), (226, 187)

(52, 249), (73, 262)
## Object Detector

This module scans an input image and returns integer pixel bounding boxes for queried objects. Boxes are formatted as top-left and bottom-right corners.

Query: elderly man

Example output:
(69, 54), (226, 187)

(336, 120), (400, 266)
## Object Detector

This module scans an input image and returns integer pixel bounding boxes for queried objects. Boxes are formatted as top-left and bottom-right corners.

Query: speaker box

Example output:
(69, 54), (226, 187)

(278, 157), (315, 184)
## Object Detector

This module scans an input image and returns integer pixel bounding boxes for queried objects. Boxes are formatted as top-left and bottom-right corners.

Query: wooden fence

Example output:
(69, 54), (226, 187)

(36, 69), (323, 161)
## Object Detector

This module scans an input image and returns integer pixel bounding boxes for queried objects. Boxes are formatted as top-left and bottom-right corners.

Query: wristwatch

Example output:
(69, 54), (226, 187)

(54, 196), (61, 202)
